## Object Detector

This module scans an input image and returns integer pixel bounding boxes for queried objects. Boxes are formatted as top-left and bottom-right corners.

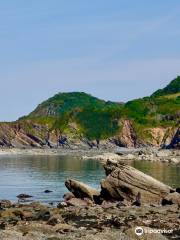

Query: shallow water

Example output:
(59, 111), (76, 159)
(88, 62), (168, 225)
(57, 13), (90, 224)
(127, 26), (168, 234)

(0, 155), (179, 204)
(0, 155), (104, 204)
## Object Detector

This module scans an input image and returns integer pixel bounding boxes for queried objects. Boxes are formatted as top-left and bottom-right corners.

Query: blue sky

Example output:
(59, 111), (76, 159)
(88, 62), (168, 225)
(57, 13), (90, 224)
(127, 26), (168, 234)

(1, 0), (180, 121)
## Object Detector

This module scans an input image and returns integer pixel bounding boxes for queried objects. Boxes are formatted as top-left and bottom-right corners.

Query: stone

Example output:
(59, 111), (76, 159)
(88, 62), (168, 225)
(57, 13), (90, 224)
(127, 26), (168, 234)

(169, 158), (180, 164)
(35, 209), (51, 221)
(63, 192), (75, 201)
(57, 202), (67, 208)
(47, 215), (63, 226)
(66, 198), (89, 207)
(54, 223), (73, 233)
(0, 200), (12, 208)
(65, 179), (100, 201)
(44, 190), (53, 193)
(16, 194), (33, 199)
(101, 160), (173, 204)
(156, 150), (171, 157)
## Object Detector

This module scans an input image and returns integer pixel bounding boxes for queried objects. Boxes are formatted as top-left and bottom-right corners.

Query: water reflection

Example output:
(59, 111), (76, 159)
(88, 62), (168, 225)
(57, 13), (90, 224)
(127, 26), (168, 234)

(131, 161), (180, 188)
(0, 155), (104, 204)
(0, 155), (179, 204)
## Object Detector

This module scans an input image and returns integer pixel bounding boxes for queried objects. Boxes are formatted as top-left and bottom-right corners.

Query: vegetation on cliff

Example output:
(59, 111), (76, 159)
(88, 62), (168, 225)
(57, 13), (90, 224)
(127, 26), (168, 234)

(0, 76), (179, 147)
(21, 77), (179, 140)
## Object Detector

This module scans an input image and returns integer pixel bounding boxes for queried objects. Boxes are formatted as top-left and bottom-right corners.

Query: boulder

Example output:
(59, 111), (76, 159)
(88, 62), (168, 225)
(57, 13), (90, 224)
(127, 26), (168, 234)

(57, 202), (67, 208)
(66, 198), (91, 207)
(16, 194), (33, 199)
(63, 192), (75, 201)
(65, 179), (100, 201)
(100, 160), (173, 204)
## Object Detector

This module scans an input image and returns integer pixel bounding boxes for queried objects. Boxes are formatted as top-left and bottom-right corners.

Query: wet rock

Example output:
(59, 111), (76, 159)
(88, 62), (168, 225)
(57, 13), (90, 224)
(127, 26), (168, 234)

(16, 194), (33, 199)
(65, 179), (100, 201)
(44, 190), (53, 193)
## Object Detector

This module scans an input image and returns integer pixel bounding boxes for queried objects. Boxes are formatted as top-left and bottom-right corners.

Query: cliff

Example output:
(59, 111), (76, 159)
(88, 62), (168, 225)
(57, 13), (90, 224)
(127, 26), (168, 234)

(0, 77), (179, 149)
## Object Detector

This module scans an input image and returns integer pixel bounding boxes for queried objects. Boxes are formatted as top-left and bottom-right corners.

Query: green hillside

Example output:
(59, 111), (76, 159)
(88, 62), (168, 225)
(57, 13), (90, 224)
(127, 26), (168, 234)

(151, 76), (180, 97)
(20, 77), (180, 141)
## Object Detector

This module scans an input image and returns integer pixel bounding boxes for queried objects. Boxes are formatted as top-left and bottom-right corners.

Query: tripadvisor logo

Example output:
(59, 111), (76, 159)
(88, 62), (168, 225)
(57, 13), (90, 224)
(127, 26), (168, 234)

(135, 227), (144, 236)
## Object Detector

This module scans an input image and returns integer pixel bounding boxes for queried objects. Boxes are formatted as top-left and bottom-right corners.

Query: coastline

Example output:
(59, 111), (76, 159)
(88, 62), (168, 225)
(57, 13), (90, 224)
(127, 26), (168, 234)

(0, 147), (179, 164)
(0, 200), (179, 240)
(0, 151), (180, 239)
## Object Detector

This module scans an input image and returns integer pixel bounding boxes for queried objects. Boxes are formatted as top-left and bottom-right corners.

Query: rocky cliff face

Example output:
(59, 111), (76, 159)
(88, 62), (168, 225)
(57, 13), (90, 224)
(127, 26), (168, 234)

(169, 128), (180, 149)
(0, 77), (179, 149)
(0, 120), (177, 149)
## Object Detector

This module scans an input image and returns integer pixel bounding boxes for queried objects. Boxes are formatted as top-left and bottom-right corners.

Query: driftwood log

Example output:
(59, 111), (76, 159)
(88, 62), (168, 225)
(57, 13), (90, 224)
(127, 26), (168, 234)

(101, 160), (173, 204)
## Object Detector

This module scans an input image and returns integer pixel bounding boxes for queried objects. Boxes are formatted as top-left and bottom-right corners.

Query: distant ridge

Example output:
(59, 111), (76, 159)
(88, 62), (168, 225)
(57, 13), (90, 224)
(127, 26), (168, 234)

(0, 76), (179, 149)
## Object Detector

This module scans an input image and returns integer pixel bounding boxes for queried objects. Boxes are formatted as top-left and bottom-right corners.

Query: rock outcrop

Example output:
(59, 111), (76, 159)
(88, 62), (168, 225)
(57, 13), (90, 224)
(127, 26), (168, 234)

(169, 127), (180, 149)
(100, 160), (173, 204)
(112, 120), (138, 148)
(65, 179), (100, 201)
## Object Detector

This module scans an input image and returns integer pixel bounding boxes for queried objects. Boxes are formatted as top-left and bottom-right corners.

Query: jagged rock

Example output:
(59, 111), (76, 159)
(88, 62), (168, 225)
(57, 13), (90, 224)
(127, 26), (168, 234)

(65, 179), (100, 201)
(100, 160), (173, 204)
(112, 120), (138, 147)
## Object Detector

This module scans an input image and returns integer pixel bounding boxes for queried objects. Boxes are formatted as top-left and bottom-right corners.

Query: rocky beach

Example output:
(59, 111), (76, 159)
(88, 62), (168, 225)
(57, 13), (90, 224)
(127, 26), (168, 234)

(0, 157), (180, 240)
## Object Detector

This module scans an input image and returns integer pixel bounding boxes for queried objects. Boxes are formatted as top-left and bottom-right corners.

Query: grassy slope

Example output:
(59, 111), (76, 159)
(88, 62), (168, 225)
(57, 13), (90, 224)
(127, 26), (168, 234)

(19, 77), (180, 141)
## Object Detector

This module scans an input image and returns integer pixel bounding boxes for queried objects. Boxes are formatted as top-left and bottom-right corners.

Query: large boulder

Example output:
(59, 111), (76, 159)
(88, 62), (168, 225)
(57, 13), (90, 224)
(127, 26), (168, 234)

(65, 179), (100, 201)
(100, 160), (173, 205)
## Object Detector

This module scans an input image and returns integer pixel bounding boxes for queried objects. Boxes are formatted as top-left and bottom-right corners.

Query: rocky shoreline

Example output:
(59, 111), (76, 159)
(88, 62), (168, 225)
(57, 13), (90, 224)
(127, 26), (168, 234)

(0, 147), (180, 164)
(0, 160), (180, 240)
(82, 148), (180, 164)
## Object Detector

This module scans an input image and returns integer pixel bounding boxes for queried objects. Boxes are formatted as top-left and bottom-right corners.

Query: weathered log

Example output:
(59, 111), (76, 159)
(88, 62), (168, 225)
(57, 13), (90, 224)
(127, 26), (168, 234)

(65, 179), (100, 201)
(100, 160), (173, 204)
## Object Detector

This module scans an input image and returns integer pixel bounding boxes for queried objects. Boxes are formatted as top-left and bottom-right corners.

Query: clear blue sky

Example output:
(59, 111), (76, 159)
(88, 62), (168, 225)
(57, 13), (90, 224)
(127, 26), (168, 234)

(1, 0), (180, 121)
